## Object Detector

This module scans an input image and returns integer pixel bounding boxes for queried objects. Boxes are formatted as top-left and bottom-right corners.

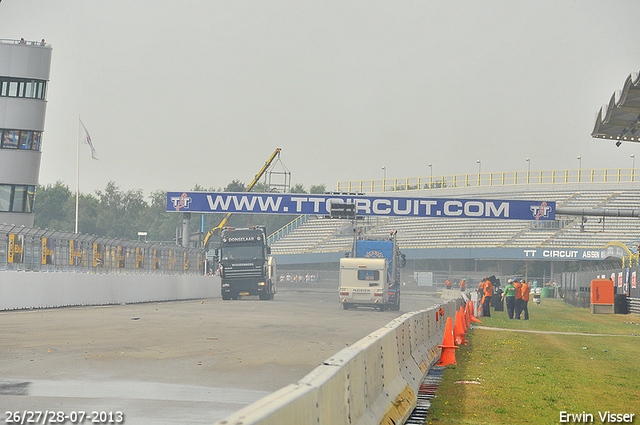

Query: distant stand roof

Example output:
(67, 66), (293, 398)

(592, 71), (640, 144)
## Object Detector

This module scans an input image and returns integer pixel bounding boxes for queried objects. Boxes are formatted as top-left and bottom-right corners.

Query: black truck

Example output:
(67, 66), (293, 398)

(217, 226), (276, 300)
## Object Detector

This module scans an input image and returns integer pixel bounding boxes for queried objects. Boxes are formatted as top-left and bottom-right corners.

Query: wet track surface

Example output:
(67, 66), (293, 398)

(0, 284), (439, 424)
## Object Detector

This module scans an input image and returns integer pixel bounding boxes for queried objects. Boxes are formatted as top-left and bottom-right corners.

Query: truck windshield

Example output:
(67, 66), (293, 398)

(221, 245), (263, 260)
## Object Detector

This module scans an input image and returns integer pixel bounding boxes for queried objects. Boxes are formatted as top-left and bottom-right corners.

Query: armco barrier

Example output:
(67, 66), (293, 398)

(214, 298), (461, 425)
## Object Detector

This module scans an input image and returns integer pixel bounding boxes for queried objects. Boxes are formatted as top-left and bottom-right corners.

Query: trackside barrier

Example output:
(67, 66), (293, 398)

(0, 272), (219, 310)
(214, 299), (461, 425)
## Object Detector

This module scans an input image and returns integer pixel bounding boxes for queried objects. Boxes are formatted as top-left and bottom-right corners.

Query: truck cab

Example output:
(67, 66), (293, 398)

(217, 226), (276, 300)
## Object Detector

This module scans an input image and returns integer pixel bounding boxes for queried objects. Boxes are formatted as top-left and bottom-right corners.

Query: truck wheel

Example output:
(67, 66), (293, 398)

(259, 293), (270, 300)
(342, 303), (350, 310)
(222, 294), (231, 301)
(379, 304), (385, 312)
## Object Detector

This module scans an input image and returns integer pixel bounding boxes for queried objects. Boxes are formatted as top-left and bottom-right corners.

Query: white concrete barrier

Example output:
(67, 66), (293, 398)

(0, 271), (219, 310)
(214, 299), (461, 425)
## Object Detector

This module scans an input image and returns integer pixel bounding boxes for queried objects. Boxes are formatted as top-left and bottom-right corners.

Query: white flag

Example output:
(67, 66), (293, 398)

(79, 118), (98, 160)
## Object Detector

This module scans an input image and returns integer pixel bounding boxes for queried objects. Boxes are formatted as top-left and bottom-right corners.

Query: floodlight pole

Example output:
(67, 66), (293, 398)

(577, 156), (582, 182)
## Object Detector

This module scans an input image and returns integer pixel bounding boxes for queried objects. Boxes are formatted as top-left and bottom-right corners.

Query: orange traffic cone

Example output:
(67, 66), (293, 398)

(469, 300), (482, 323)
(453, 310), (467, 345)
(437, 316), (458, 366)
(459, 306), (468, 333)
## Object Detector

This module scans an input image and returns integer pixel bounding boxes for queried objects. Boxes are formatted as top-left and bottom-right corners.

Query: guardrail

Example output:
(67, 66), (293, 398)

(0, 38), (48, 47)
(337, 167), (640, 193)
(267, 214), (308, 245)
(214, 299), (461, 425)
(1, 223), (206, 275)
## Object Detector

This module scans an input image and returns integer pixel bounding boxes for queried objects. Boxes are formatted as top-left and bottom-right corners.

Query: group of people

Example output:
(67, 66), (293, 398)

(18, 38), (46, 46)
(445, 278), (466, 292)
(501, 278), (530, 320)
(478, 277), (494, 317)
(471, 276), (531, 320)
(446, 276), (532, 320)
(280, 273), (320, 283)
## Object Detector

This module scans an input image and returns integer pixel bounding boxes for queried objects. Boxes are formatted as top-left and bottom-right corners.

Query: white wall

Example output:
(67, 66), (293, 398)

(0, 272), (219, 310)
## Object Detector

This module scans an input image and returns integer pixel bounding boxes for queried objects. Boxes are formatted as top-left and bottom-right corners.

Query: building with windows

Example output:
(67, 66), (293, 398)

(0, 38), (52, 226)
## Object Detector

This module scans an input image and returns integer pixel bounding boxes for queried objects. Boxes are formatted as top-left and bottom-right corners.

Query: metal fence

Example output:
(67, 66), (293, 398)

(562, 267), (640, 313)
(562, 267), (639, 297)
(1, 224), (206, 275)
(337, 167), (640, 193)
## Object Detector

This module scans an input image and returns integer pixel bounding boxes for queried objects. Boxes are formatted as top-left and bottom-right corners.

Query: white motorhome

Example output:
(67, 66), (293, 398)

(339, 257), (390, 311)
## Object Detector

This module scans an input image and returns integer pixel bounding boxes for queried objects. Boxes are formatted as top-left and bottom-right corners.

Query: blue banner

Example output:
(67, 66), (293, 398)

(166, 192), (555, 221)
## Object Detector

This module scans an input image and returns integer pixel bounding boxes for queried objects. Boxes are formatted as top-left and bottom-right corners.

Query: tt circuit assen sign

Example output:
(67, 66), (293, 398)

(167, 192), (555, 221)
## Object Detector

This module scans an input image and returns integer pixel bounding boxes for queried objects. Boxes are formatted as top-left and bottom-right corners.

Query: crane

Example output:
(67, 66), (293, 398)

(202, 148), (282, 249)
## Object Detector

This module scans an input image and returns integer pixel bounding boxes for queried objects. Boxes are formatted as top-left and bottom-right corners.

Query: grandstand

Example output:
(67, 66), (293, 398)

(272, 183), (640, 253)
(270, 179), (640, 281)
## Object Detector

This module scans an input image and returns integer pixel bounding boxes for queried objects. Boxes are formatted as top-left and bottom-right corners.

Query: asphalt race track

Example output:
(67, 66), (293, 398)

(0, 283), (439, 424)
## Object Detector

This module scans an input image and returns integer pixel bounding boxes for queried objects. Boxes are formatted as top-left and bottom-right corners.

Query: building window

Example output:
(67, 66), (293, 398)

(8, 81), (18, 97)
(31, 132), (42, 150)
(12, 185), (26, 212)
(26, 186), (35, 212)
(0, 184), (37, 213)
(1, 129), (19, 148)
(0, 129), (42, 151)
(0, 77), (47, 100)
(0, 185), (10, 212)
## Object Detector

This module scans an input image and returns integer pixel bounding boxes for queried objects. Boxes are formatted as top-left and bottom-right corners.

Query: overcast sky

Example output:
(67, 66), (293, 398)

(3, 1), (640, 197)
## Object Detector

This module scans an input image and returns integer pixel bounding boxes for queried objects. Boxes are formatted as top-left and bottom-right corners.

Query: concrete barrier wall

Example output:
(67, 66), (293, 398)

(0, 271), (219, 310)
(213, 298), (461, 425)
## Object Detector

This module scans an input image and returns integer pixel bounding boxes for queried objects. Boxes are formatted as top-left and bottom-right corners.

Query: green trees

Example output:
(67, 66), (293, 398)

(309, 184), (326, 194)
(34, 180), (328, 242)
(33, 181), (75, 231)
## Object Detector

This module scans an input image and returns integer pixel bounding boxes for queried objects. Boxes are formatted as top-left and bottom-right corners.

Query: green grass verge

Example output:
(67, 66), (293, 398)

(426, 299), (640, 424)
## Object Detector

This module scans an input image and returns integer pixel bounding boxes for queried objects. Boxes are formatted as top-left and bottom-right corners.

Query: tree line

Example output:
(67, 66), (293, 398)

(34, 180), (327, 244)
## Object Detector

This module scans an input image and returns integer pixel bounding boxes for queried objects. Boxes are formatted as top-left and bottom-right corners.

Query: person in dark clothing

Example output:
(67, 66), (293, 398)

(502, 279), (516, 319)
(482, 277), (493, 317)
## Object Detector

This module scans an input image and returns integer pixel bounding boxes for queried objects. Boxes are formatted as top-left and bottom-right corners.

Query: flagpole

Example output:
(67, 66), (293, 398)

(75, 115), (80, 233)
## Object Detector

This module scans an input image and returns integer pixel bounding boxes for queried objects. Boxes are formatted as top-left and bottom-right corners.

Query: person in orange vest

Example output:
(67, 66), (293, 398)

(459, 278), (466, 292)
(477, 279), (485, 313)
(514, 279), (523, 319)
(520, 280), (530, 320)
(445, 279), (452, 290)
(482, 277), (493, 317)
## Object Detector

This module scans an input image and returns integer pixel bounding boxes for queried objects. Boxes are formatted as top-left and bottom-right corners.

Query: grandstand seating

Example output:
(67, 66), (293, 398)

(271, 185), (640, 254)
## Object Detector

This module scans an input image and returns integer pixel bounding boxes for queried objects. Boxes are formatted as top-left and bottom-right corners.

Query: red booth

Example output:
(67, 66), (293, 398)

(590, 279), (615, 314)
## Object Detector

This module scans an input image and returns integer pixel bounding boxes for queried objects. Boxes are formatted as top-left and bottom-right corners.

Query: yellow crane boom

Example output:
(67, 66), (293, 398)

(202, 148), (281, 249)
